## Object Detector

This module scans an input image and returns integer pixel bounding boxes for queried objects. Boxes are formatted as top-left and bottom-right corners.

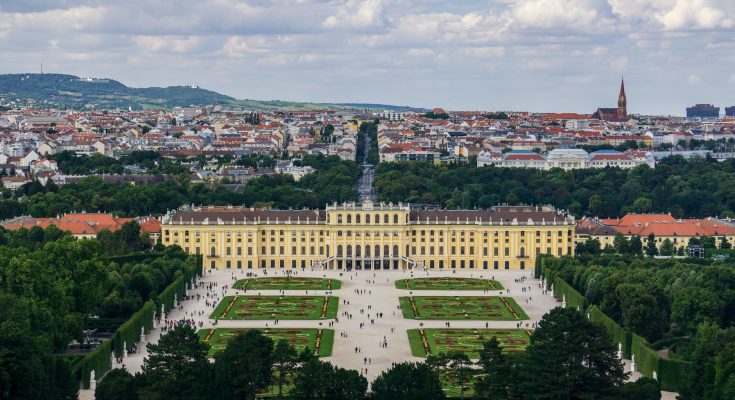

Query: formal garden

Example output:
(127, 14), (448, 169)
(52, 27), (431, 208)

(395, 277), (503, 291)
(198, 328), (334, 358)
(233, 276), (341, 290)
(211, 295), (339, 320)
(407, 328), (532, 358)
(399, 296), (529, 320)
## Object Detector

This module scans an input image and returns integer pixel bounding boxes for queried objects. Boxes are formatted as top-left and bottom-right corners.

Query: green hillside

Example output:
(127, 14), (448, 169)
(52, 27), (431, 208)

(0, 73), (421, 111)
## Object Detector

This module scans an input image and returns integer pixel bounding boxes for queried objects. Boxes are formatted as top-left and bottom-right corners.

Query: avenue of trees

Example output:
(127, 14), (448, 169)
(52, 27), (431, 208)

(542, 255), (735, 399)
(0, 155), (360, 218)
(374, 156), (735, 218)
(0, 226), (198, 400)
(95, 308), (659, 400)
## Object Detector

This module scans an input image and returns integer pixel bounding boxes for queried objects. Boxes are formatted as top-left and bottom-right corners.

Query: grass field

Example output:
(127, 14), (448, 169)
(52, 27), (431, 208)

(399, 296), (529, 320)
(211, 295), (339, 320)
(233, 277), (341, 290)
(395, 277), (503, 291)
(198, 328), (334, 358)
(407, 328), (532, 359)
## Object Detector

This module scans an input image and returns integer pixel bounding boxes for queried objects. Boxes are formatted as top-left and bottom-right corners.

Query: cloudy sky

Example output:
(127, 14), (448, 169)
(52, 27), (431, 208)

(1, 0), (734, 115)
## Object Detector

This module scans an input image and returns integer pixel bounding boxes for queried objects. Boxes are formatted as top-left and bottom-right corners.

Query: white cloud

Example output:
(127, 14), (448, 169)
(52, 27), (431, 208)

(323, 0), (385, 29)
(0, 0), (733, 114)
(688, 73), (702, 84)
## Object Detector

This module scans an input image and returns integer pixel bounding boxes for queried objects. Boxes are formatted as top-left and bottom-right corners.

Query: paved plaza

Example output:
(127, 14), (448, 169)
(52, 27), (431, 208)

(80, 267), (676, 399)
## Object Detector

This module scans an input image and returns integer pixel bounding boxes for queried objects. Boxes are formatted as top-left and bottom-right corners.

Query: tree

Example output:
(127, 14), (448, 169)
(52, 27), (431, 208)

(518, 308), (628, 400)
(720, 236), (731, 249)
(371, 362), (445, 400)
(632, 197), (653, 213)
(272, 339), (298, 398)
(646, 233), (658, 257)
(616, 284), (669, 341)
(619, 377), (661, 400)
(671, 287), (726, 333)
(475, 337), (516, 400)
(290, 359), (366, 400)
(660, 239), (675, 256)
(446, 352), (473, 400)
(629, 236), (643, 255)
(140, 325), (210, 399)
(95, 368), (138, 400)
(170, 118), (177, 126)
(614, 233), (630, 254)
(214, 330), (274, 400)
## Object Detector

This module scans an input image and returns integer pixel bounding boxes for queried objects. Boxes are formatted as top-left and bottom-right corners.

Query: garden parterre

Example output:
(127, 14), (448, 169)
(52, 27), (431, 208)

(233, 277), (341, 291)
(210, 295), (339, 320)
(395, 277), (503, 291)
(407, 328), (532, 358)
(198, 328), (334, 358)
(399, 296), (529, 320)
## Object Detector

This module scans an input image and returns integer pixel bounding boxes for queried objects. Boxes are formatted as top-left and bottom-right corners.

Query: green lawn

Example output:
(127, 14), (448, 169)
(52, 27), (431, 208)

(399, 296), (529, 320)
(211, 295), (339, 320)
(233, 277), (341, 290)
(407, 328), (532, 359)
(198, 328), (334, 358)
(395, 277), (503, 291)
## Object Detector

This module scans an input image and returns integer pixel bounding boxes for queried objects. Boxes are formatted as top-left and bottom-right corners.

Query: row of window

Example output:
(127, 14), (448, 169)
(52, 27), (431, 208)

(211, 259), (528, 270)
(196, 244), (570, 258)
(332, 213), (403, 224)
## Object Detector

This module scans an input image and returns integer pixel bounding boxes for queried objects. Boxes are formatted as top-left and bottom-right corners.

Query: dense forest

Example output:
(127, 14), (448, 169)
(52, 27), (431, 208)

(374, 156), (735, 218)
(0, 224), (198, 399)
(0, 155), (360, 218)
(542, 255), (735, 399)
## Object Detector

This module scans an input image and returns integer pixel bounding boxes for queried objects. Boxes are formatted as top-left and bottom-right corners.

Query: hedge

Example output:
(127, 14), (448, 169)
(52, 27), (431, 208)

(553, 276), (587, 311)
(157, 256), (200, 318)
(113, 300), (156, 358)
(588, 305), (631, 358)
(75, 337), (112, 389)
(658, 358), (692, 392)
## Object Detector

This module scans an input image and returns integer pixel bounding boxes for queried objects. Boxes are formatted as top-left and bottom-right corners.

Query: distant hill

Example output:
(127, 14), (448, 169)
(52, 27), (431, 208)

(0, 73), (423, 111)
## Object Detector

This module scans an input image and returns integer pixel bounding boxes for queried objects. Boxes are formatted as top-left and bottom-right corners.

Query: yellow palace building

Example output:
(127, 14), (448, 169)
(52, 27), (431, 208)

(160, 199), (575, 271)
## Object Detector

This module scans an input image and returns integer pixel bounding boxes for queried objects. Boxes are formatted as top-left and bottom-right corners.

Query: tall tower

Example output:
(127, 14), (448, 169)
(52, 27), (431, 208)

(617, 77), (627, 119)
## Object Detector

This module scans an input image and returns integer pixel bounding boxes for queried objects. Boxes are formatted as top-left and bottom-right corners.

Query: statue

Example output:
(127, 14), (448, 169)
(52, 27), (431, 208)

(630, 355), (637, 373)
(90, 370), (96, 391)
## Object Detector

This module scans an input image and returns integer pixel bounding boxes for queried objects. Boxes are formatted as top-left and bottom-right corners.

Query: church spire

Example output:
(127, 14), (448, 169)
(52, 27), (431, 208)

(617, 77), (627, 119)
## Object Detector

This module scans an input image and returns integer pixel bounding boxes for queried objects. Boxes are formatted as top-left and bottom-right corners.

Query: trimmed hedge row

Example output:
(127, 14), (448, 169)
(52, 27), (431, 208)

(553, 276), (587, 311)
(113, 300), (156, 358)
(631, 334), (659, 378)
(157, 255), (200, 318)
(631, 333), (691, 392)
(589, 305), (631, 358)
(79, 338), (112, 389)
(658, 358), (692, 393)
(73, 254), (202, 389)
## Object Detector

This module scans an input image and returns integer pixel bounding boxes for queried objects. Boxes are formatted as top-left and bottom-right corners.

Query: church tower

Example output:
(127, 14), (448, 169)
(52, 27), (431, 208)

(617, 77), (627, 119)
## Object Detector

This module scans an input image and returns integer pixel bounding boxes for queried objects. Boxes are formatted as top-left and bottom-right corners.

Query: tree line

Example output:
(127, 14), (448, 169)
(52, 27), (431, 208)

(542, 255), (735, 399)
(0, 155), (361, 219)
(374, 156), (735, 218)
(96, 308), (660, 400)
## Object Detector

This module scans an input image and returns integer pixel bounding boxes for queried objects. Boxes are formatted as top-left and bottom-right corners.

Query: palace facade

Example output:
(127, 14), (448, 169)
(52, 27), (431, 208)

(160, 200), (576, 271)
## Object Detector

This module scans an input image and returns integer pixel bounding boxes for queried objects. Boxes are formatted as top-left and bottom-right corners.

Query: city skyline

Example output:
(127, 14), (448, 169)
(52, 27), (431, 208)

(1, 1), (735, 115)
